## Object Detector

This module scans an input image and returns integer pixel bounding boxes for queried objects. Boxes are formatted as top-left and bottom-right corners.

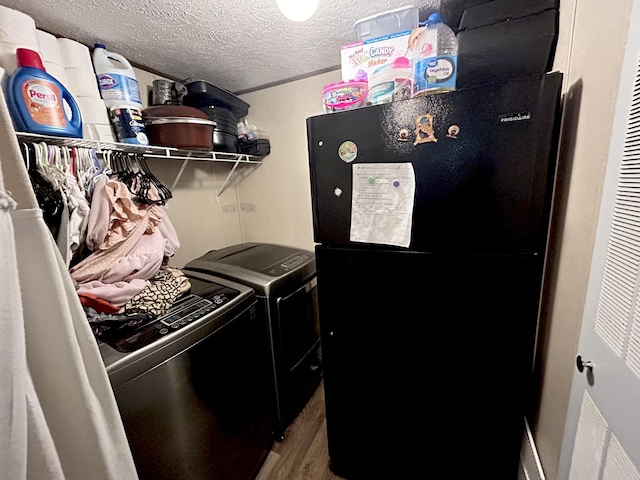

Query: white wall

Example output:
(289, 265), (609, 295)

(533, 1), (634, 479)
(237, 70), (340, 251)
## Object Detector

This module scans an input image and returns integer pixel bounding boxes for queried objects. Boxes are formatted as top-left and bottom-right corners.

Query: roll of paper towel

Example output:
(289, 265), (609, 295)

(0, 6), (38, 45)
(43, 61), (71, 89)
(0, 40), (42, 75)
(0, 6), (41, 75)
(57, 38), (94, 71)
(85, 123), (116, 143)
(77, 97), (110, 125)
(97, 124), (116, 142)
(65, 67), (101, 98)
(0, 66), (7, 92)
(37, 30), (64, 66)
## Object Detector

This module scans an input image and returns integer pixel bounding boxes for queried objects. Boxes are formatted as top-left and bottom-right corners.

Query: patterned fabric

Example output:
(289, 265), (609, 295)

(120, 268), (191, 317)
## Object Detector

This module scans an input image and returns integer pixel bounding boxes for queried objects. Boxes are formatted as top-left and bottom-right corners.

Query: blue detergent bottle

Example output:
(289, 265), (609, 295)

(7, 48), (82, 138)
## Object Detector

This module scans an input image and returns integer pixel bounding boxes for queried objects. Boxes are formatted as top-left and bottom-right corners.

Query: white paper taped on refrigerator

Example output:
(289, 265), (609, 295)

(350, 162), (415, 248)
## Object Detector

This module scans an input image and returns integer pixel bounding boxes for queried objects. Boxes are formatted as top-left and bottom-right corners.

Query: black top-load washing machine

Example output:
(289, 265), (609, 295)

(99, 271), (273, 480)
(183, 242), (322, 440)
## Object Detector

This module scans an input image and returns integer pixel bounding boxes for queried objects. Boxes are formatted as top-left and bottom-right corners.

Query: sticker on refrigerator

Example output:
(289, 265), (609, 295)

(413, 114), (437, 145)
(338, 141), (357, 162)
(350, 163), (415, 248)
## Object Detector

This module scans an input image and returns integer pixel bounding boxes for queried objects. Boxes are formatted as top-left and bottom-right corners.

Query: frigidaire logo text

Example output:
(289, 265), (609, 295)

(500, 112), (531, 123)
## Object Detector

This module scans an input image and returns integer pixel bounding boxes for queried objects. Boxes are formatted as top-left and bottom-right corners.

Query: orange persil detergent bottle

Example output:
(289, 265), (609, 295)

(7, 48), (82, 137)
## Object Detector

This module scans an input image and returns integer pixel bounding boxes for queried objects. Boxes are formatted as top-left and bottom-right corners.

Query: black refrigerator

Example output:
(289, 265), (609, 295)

(306, 72), (563, 479)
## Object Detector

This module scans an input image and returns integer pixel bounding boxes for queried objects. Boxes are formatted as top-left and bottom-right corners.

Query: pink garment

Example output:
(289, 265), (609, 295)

(101, 228), (165, 284)
(99, 180), (163, 251)
(84, 178), (162, 252)
(157, 211), (180, 257)
(69, 180), (164, 284)
(85, 176), (179, 256)
(76, 279), (148, 307)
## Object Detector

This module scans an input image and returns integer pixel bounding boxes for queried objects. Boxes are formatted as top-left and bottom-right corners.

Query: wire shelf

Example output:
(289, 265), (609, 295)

(16, 132), (263, 199)
(16, 131), (262, 163)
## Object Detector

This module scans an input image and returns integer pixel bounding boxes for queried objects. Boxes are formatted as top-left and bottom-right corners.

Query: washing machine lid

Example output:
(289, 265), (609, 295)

(183, 243), (316, 295)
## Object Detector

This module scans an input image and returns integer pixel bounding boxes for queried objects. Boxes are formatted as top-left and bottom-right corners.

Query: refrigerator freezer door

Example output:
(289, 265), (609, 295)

(316, 245), (544, 479)
(307, 72), (563, 255)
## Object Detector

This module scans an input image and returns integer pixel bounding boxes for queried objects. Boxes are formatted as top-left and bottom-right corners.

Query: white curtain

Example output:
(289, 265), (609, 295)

(0, 78), (138, 478)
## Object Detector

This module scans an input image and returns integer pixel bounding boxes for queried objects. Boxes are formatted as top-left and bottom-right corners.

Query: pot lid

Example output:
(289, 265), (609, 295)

(144, 117), (215, 126)
(143, 104), (209, 120)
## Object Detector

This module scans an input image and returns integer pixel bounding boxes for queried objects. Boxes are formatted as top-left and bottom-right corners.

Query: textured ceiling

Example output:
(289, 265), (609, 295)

(0, 0), (490, 94)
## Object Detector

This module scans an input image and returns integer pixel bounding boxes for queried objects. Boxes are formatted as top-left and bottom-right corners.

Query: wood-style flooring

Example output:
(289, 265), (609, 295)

(255, 379), (348, 480)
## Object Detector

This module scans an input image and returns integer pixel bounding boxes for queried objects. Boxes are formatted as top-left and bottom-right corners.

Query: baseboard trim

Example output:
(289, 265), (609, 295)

(519, 417), (545, 480)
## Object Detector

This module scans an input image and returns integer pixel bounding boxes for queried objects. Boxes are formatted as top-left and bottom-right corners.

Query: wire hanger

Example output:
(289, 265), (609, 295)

(22, 142), (30, 170)
(136, 153), (172, 204)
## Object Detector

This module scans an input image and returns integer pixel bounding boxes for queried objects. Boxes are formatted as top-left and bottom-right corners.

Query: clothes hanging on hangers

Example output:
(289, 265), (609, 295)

(69, 179), (168, 284)
(20, 141), (96, 266)
(21, 142), (64, 237)
(18, 138), (182, 327)
(109, 151), (171, 205)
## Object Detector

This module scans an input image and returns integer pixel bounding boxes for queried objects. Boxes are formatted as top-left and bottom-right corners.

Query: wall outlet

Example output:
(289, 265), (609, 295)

(241, 203), (256, 212)
(222, 204), (237, 214)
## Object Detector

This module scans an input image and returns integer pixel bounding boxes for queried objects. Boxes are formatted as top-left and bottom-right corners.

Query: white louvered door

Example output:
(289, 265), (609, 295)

(558, 2), (640, 478)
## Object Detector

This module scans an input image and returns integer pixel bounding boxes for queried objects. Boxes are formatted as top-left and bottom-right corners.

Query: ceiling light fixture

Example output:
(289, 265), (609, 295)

(276, 0), (319, 22)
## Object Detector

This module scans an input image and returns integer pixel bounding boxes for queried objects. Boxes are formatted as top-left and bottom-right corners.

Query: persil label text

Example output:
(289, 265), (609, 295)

(27, 83), (58, 107)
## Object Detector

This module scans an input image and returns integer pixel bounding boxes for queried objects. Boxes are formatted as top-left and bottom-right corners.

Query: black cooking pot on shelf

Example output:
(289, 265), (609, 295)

(196, 105), (239, 153)
(214, 131), (239, 153)
(199, 106), (238, 134)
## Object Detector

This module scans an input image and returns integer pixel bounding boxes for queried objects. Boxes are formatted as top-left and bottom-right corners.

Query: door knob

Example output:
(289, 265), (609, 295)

(576, 355), (594, 373)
